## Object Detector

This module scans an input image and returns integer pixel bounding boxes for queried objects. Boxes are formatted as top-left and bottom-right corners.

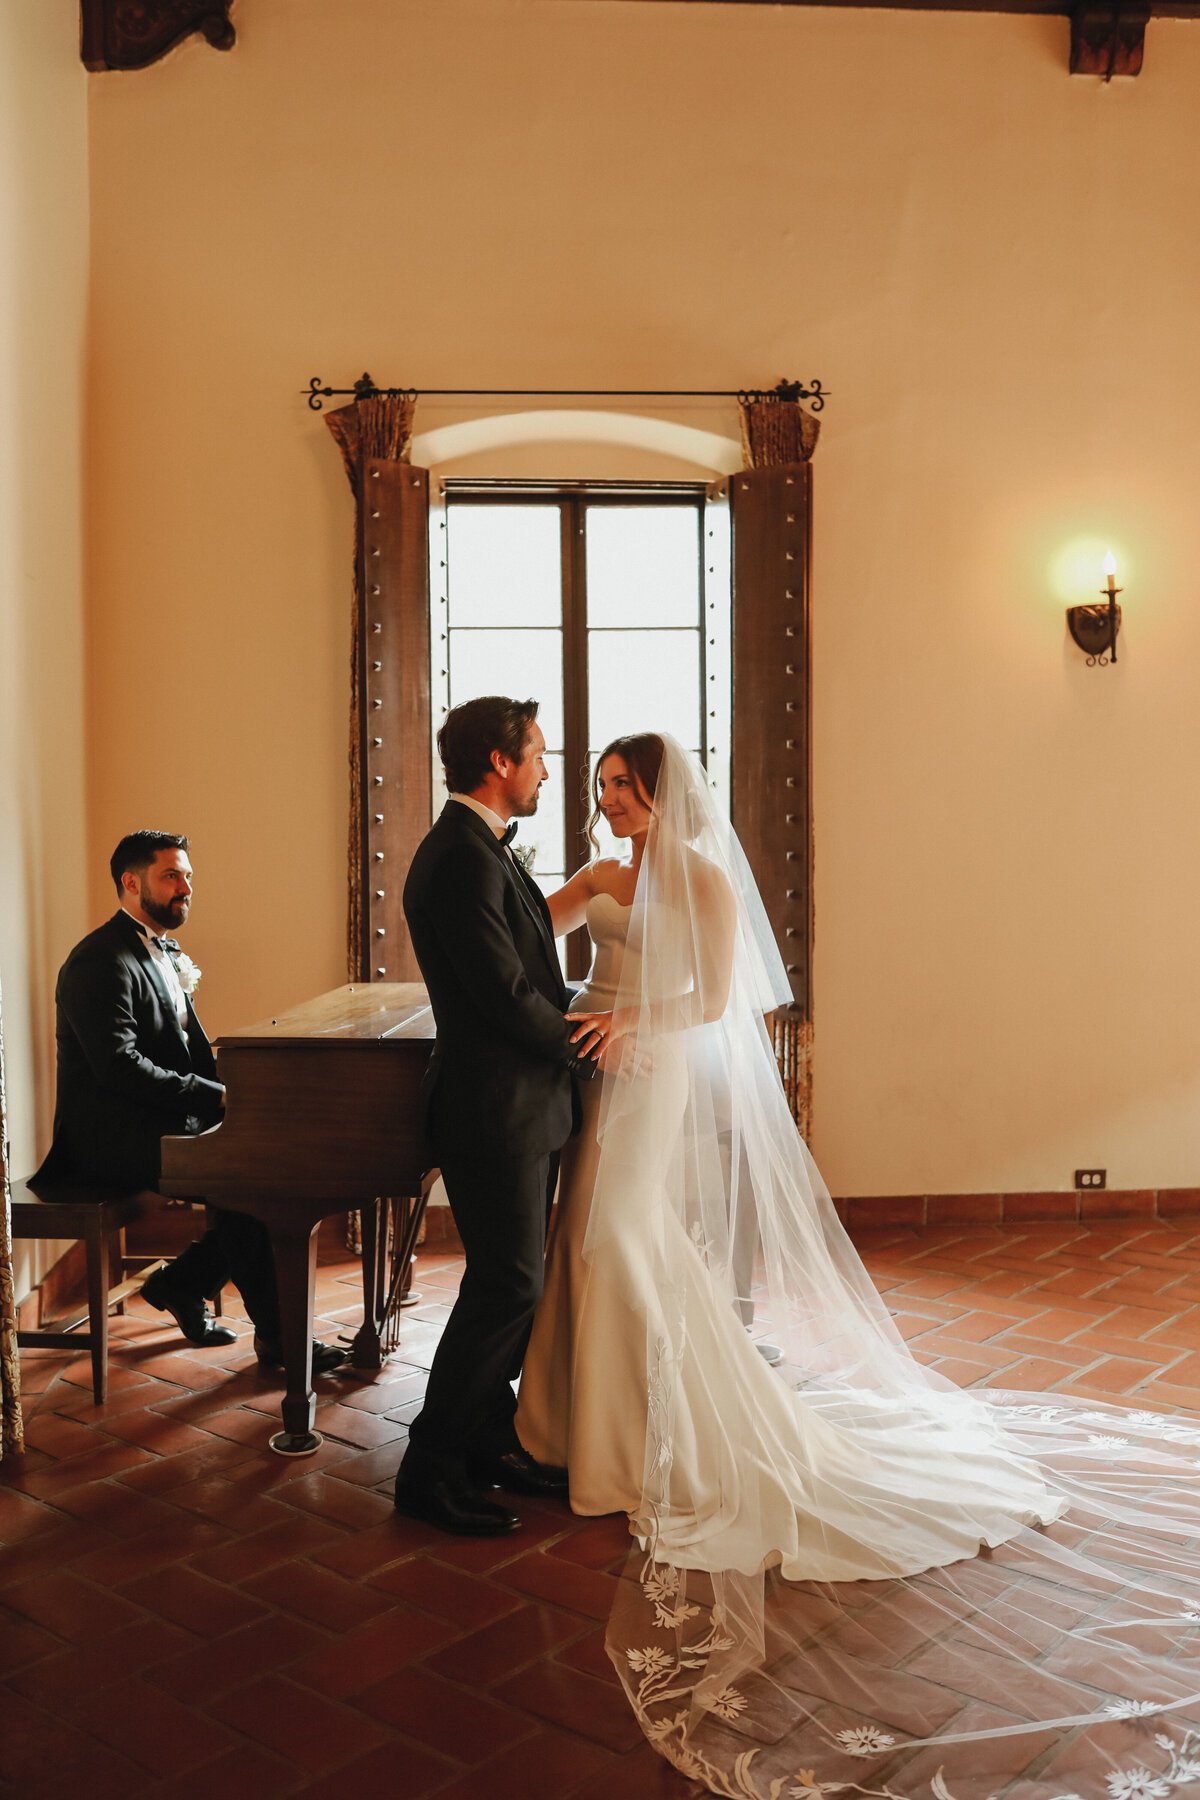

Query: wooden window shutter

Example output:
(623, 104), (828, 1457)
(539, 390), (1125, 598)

(729, 461), (813, 1134)
(326, 398), (431, 982)
(354, 460), (430, 982)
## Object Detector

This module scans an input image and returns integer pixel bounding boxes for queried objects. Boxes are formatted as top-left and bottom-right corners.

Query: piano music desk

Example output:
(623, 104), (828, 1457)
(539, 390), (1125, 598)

(161, 983), (434, 1456)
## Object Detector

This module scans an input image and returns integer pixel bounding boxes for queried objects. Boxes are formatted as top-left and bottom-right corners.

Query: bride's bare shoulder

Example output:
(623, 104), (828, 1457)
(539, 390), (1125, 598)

(555, 857), (622, 903)
(682, 845), (734, 894)
(680, 850), (738, 934)
(586, 857), (628, 898)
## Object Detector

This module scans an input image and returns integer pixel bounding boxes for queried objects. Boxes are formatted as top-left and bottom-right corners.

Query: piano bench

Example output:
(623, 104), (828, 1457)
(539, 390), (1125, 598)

(11, 1177), (165, 1405)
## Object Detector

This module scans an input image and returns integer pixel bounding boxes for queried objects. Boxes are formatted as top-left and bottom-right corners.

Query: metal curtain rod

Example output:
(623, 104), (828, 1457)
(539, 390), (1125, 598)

(305, 373), (827, 413)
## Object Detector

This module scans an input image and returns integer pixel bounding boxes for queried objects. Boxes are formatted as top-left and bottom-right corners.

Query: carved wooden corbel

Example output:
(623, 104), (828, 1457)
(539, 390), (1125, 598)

(81, 1), (236, 72)
(1070, 5), (1150, 77)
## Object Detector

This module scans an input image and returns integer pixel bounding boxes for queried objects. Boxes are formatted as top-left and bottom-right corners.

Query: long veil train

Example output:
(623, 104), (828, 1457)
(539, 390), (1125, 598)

(586, 736), (1200, 1799)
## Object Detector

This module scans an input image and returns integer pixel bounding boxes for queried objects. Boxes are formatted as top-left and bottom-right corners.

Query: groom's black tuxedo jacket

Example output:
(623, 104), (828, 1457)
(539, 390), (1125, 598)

(35, 910), (225, 1191)
(403, 801), (594, 1161)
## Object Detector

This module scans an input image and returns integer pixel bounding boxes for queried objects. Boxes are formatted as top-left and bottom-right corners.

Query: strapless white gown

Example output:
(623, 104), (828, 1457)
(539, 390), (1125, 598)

(516, 894), (1063, 1581)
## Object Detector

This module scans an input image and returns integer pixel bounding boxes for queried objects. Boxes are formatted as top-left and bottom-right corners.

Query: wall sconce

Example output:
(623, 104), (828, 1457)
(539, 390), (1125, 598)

(1067, 551), (1122, 666)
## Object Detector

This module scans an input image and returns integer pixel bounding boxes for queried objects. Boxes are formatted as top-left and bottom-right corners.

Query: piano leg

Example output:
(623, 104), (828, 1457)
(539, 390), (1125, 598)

(351, 1197), (384, 1372)
(267, 1222), (321, 1457)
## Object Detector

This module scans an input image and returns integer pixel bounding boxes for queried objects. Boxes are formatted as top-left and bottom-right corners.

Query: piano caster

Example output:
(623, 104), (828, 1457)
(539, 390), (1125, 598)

(269, 1427), (324, 1458)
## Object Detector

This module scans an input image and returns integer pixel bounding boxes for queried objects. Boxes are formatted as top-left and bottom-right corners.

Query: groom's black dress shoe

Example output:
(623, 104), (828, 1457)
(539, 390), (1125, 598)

(470, 1447), (570, 1498)
(141, 1269), (236, 1347)
(393, 1471), (521, 1537)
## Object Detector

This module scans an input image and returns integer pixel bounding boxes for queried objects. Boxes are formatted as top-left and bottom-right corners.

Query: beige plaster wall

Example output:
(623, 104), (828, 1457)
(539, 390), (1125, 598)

(84, 1), (1200, 1197)
(0, 1), (89, 1291)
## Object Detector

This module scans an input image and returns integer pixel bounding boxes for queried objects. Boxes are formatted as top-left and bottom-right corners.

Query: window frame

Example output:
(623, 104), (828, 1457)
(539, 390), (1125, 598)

(435, 479), (714, 976)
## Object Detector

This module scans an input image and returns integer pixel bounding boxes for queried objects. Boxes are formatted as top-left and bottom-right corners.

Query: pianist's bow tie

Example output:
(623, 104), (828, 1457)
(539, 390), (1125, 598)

(501, 821), (519, 848)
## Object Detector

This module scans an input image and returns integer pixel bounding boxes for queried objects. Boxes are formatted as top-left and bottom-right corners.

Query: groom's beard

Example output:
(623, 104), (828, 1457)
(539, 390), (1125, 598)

(139, 886), (189, 930)
(510, 790), (542, 818)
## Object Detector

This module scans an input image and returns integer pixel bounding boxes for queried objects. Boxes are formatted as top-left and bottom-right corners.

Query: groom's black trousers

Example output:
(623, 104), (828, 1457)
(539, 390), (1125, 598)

(406, 1147), (559, 1474)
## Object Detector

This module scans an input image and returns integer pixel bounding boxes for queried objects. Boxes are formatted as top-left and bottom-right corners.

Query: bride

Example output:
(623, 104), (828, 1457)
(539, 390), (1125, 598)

(516, 732), (1200, 1800)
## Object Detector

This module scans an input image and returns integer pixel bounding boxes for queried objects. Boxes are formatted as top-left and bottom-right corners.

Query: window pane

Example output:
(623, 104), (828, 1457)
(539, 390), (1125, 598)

(509, 752), (565, 879)
(588, 629), (700, 752)
(448, 628), (564, 750)
(586, 507), (700, 628)
(447, 505), (562, 627)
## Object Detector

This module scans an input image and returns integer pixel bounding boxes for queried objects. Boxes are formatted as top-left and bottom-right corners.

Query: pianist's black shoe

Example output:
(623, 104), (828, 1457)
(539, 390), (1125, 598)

(141, 1269), (236, 1347)
(393, 1467), (521, 1537)
(252, 1335), (348, 1376)
(469, 1446), (569, 1498)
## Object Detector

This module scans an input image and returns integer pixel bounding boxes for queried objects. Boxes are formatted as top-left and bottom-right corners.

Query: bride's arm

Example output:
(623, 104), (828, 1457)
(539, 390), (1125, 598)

(546, 863), (596, 938)
(648, 860), (736, 1029)
(694, 857), (738, 1023)
(612, 857), (738, 1050)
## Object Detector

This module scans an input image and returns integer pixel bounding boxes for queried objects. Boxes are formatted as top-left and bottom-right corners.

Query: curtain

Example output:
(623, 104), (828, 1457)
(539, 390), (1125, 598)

(740, 394), (820, 469)
(0, 974), (24, 1457)
(733, 396), (819, 1140)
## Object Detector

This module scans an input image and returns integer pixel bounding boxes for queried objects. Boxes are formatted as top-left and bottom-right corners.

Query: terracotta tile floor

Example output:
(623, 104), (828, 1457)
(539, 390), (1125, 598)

(7, 1218), (1200, 1798)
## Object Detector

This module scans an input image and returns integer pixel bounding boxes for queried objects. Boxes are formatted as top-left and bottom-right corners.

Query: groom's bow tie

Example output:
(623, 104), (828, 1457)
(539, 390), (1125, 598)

(500, 821), (519, 848)
(150, 935), (180, 956)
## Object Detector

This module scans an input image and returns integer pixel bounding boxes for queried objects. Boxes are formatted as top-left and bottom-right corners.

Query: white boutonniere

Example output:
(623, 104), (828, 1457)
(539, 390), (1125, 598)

(512, 843), (537, 873)
(172, 951), (202, 996)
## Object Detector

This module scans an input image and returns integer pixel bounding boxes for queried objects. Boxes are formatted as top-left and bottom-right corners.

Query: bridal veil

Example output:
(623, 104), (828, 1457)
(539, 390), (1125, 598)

(587, 736), (1200, 1800)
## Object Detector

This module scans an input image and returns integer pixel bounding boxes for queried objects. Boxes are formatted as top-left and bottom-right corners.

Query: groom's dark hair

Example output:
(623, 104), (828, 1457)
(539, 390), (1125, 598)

(438, 696), (539, 793)
(110, 830), (189, 895)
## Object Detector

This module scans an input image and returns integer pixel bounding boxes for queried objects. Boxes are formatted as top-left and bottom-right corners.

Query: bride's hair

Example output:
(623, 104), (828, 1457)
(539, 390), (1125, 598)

(585, 732), (663, 853)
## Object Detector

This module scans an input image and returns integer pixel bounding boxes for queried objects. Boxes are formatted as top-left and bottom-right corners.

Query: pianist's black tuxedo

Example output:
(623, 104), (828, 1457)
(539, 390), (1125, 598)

(402, 800), (595, 1473)
(37, 909), (224, 1189)
(35, 908), (280, 1337)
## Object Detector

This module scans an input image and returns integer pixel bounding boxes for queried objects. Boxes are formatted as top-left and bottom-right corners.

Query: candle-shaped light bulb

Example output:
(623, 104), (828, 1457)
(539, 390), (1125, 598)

(1103, 550), (1118, 595)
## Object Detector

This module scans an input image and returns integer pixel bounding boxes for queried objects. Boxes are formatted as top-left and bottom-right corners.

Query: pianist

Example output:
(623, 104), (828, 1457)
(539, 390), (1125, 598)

(35, 829), (345, 1374)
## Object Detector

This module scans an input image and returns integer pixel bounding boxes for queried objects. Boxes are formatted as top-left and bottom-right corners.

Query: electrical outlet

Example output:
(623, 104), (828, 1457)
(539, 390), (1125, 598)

(1074, 1169), (1106, 1190)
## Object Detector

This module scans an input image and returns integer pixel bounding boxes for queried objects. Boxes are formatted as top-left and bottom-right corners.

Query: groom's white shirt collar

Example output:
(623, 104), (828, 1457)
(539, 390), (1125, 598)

(449, 793), (509, 842)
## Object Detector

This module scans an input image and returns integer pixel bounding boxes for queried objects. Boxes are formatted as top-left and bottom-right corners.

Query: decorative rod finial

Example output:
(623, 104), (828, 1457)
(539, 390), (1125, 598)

(737, 379), (827, 413)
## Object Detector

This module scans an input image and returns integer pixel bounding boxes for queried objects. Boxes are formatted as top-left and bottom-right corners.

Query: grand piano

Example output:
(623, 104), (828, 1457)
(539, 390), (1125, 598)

(160, 983), (435, 1456)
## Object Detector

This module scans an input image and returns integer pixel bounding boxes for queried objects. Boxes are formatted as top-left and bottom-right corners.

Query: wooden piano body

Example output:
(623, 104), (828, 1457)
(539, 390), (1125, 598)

(161, 983), (435, 1455)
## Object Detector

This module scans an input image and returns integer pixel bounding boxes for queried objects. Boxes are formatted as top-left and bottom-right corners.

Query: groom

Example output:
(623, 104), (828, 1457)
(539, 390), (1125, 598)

(396, 696), (601, 1536)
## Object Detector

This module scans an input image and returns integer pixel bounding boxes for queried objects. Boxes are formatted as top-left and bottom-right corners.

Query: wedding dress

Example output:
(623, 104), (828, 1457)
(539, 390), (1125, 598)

(517, 739), (1200, 1800)
(518, 898), (1064, 1569)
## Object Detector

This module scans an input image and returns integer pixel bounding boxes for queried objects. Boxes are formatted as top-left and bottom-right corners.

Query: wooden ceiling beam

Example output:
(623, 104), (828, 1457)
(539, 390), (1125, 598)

(78, 1), (1200, 80)
(592, 1), (1200, 78)
(81, 2), (235, 72)
(1071, 5), (1151, 75)
(610, 1), (1194, 13)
